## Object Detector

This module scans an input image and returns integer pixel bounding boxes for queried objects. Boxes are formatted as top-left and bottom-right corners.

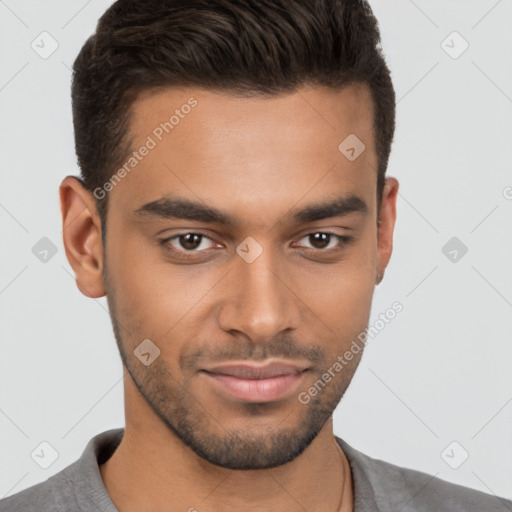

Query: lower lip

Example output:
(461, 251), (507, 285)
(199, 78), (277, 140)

(202, 371), (306, 403)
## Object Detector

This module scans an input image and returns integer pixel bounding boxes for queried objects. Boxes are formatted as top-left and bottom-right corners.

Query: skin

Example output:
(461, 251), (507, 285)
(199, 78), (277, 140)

(60, 83), (398, 512)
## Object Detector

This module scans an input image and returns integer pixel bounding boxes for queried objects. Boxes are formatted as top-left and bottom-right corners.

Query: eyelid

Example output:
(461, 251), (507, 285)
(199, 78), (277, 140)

(293, 231), (353, 250)
(161, 232), (220, 251)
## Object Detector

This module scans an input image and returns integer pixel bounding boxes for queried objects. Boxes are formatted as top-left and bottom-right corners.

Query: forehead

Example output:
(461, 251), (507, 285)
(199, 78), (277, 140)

(109, 83), (378, 222)
(129, 82), (375, 152)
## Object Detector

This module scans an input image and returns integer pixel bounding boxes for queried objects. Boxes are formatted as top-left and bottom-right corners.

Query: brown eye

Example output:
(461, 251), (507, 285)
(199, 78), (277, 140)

(178, 233), (203, 250)
(297, 232), (351, 251)
(308, 233), (332, 249)
(161, 233), (217, 253)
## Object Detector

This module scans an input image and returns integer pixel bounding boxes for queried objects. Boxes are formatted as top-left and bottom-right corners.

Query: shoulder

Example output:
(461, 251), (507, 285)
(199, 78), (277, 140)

(0, 428), (123, 512)
(335, 436), (512, 512)
(0, 471), (69, 512)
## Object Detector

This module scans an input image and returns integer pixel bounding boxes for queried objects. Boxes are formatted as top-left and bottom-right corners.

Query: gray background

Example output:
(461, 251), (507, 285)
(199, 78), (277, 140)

(1, 0), (511, 502)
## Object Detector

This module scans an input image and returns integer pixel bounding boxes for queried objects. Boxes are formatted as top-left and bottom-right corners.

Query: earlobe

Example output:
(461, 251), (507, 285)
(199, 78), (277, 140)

(59, 176), (106, 298)
(376, 177), (399, 284)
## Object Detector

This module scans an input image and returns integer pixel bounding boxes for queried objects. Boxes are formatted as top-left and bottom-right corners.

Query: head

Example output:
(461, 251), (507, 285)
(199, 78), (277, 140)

(61, 0), (398, 470)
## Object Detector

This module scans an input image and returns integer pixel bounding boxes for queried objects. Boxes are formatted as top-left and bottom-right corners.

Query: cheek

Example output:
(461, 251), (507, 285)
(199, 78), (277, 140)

(104, 231), (175, 336)
(293, 244), (376, 327)
(288, 250), (377, 364)
(104, 231), (224, 343)
(301, 272), (374, 336)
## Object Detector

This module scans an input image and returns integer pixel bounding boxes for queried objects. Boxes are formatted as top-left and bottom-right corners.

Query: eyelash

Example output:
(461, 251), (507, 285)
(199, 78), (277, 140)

(159, 231), (353, 258)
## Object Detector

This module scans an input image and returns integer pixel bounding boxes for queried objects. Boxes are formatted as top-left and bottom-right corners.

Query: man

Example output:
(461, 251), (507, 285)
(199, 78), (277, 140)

(1, 0), (510, 511)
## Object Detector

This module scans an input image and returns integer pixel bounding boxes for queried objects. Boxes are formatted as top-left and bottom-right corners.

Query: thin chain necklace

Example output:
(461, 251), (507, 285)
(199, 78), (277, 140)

(333, 440), (352, 512)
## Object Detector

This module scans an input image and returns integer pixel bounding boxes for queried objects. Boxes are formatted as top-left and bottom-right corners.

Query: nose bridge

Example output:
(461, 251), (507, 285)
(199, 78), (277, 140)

(218, 243), (299, 340)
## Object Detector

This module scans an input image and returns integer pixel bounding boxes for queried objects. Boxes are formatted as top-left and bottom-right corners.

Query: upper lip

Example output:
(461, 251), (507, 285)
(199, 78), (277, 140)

(202, 360), (309, 379)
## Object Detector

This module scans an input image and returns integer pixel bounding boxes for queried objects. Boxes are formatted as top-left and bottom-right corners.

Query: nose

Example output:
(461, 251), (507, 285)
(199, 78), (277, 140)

(217, 245), (301, 344)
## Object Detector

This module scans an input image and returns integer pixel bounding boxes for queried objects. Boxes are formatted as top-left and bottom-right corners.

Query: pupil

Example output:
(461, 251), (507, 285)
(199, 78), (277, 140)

(180, 234), (201, 250)
(310, 233), (330, 249)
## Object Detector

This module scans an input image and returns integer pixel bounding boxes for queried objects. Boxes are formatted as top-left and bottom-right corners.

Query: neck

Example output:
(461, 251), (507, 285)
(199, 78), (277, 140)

(100, 379), (353, 512)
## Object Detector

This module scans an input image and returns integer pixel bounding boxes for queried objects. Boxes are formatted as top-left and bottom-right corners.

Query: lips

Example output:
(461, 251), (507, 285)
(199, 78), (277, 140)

(204, 362), (306, 379)
(201, 360), (308, 402)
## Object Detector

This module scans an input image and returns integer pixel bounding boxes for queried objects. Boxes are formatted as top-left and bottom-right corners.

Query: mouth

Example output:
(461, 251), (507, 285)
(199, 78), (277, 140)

(200, 360), (309, 403)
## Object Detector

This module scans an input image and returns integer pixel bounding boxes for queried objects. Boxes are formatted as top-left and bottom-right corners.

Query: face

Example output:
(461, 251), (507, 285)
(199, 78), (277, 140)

(62, 83), (398, 470)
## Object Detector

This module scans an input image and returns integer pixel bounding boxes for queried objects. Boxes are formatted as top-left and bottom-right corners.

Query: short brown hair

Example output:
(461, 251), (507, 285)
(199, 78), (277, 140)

(72, 0), (395, 230)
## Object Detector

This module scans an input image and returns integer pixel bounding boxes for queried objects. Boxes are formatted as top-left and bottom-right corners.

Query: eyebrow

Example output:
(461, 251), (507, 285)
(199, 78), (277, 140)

(134, 194), (368, 226)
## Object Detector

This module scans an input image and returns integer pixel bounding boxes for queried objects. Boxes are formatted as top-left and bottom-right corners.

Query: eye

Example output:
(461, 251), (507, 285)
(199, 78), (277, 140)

(160, 231), (353, 259)
(161, 233), (218, 253)
(295, 232), (352, 251)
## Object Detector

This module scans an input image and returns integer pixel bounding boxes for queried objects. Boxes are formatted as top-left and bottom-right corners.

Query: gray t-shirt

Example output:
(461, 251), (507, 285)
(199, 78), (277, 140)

(0, 428), (510, 511)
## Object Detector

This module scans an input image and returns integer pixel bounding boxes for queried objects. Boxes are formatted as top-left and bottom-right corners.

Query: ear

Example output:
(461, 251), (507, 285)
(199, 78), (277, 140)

(59, 176), (106, 298)
(376, 177), (399, 285)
